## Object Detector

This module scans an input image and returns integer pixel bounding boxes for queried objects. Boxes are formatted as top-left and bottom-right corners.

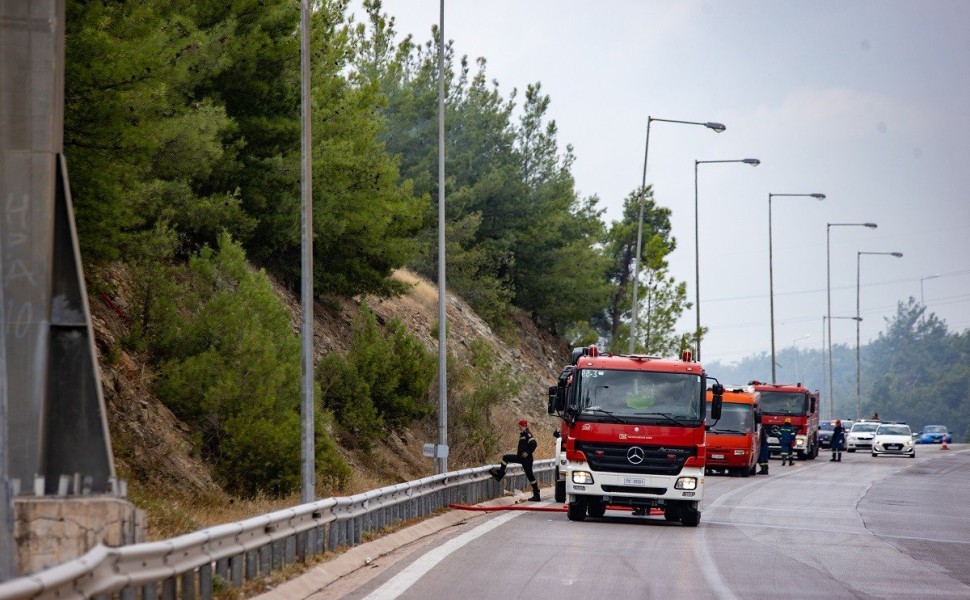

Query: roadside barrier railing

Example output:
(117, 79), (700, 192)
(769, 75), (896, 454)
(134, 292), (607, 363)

(0, 460), (554, 600)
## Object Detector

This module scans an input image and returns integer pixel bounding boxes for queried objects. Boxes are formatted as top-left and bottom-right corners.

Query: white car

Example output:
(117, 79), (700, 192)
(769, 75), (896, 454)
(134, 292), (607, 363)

(846, 420), (880, 452)
(872, 423), (916, 458)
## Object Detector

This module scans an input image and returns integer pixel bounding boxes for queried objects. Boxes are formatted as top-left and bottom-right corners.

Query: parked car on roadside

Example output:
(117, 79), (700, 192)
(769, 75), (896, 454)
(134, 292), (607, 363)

(872, 423), (915, 458)
(916, 425), (952, 444)
(846, 420), (880, 452)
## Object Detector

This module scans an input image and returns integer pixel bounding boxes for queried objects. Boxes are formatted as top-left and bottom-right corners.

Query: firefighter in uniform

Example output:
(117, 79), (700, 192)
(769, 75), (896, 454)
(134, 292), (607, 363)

(490, 419), (541, 501)
(830, 419), (846, 462)
(778, 417), (799, 466)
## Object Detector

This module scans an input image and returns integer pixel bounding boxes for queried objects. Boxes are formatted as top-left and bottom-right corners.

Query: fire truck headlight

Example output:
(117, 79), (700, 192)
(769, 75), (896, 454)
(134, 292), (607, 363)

(795, 436), (806, 448)
(675, 477), (698, 490)
(572, 471), (594, 485)
(733, 449), (746, 455)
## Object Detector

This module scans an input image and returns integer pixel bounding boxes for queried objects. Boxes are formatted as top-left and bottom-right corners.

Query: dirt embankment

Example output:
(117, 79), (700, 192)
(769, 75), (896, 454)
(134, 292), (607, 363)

(92, 265), (568, 529)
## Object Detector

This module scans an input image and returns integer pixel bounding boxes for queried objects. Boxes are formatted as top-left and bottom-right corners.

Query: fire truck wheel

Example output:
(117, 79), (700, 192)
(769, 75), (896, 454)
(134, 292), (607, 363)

(567, 500), (587, 521)
(740, 466), (751, 478)
(554, 479), (566, 503)
(587, 501), (607, 519)
(664, 505), (681, 521)
(680, 506), (701, 527)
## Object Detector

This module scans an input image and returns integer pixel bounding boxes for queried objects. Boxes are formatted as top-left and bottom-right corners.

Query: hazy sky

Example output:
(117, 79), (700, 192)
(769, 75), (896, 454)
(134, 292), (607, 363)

(350, 0), (970, 364)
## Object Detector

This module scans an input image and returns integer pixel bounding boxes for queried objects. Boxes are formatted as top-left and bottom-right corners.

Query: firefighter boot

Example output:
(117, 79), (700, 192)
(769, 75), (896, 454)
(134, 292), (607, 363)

(490, 466), (506, 481)
(529, 483), (541, 502)
(758, 463), (768, 475)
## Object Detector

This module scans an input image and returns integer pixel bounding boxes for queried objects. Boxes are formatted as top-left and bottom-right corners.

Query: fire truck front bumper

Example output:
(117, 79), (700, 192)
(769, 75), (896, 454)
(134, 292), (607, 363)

(565, 463), (705, 508)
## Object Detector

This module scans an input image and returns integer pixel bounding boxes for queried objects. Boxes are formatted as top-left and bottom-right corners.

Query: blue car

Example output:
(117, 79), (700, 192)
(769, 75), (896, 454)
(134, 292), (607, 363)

(916, 425), (952, 444)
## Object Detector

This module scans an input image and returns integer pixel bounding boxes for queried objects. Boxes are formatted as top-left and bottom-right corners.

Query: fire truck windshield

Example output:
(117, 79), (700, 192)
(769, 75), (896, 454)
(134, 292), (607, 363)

(758, 391), (807, 416)
(574, 369), (703, 422)
(705, 402), (754, 433)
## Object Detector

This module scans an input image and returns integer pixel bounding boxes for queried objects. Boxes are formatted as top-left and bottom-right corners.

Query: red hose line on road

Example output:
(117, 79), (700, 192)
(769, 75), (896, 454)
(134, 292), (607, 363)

(448, 503), (566, 512)
(448, 503), (665, 515)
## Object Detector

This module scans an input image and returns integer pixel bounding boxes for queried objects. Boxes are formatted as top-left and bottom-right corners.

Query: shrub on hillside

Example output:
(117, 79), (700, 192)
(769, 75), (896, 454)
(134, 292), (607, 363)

(318, 305), (436, 448)
(151, 233), (350, 496)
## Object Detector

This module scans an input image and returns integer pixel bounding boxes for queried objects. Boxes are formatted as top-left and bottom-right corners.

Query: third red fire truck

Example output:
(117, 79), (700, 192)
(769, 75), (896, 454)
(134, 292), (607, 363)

(750, 381), (820, 460)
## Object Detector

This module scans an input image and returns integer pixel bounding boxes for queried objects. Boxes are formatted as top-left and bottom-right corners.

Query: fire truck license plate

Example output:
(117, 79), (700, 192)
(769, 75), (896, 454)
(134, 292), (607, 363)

(710, 453), (724, 459)
(624, 477), (645, 486)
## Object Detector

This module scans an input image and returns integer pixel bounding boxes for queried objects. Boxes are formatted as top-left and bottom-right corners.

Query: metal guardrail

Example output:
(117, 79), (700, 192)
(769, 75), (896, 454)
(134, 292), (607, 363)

(0, 460), (554, 600)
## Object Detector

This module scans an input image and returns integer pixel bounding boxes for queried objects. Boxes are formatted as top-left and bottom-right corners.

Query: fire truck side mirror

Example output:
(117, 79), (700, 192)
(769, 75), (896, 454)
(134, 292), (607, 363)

(754, 410), (762, 425)
(709, 383), (724, 420)
(549, 385), (567, 414)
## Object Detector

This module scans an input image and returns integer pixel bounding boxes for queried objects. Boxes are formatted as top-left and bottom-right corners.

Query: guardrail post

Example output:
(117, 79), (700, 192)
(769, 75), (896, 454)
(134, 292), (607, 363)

(246, 549), (258, 581)
(215, 557), (229, 584)
(161, 576), (176, 600)
(199, 562), (212, 600)
(142, 582), (158, 600)
(181, 569), (197, 600)
(271, 540), (283, 571)
(284, 535), (296, 566)
(296, 530), (307, 563)
(230, 554), (243, 588)
(259, 544), (271, 576)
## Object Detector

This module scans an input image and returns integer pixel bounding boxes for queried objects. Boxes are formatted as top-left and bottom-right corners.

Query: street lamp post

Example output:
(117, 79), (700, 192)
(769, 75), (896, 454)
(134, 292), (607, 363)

(856, 251), (903, 419)
(299, 0), (314, 504)
(692, 158), (760, 360)
(823, 315), (863, 418)
(435, 0), (448, 474)
(629, 116), (726, 354)
(826, 222), (876, 420)
(768, 193), (824, 382)
(920, 273), (941, 306)
(791, 334), (811, 382)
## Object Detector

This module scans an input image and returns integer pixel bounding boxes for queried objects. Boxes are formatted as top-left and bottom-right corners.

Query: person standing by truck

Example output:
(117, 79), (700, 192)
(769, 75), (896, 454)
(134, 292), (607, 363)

(779, 417), (799, 466)
(830, 419), (846, 462)
(490, 419), (541, 501)
(758, 423), (771, 474)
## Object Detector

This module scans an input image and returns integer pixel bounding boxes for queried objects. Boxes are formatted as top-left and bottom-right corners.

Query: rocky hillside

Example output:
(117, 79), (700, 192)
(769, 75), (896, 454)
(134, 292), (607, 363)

(91, 265), (568, 529)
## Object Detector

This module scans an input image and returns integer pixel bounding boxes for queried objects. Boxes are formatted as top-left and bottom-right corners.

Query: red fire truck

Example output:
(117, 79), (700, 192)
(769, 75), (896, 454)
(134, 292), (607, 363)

(548, 346), (722, 526)
(750, 381), (820, 460)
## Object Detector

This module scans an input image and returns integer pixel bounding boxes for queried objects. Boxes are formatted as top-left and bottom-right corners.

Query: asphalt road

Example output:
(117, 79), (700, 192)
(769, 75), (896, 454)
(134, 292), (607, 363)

(304, 445), (970, 600)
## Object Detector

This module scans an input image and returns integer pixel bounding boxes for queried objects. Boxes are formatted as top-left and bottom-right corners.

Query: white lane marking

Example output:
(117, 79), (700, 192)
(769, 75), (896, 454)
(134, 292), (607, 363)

(694, 472), (792, 600)
(362, 511), (522, 600)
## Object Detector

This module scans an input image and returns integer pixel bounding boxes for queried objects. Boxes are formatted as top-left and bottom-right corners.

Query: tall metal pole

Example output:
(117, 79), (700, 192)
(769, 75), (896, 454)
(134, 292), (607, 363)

(692, 158), (759, 361)
(769, 195), (776, 382)
(629, 117), (725, 355)
(693, 161), (700, 358)
(0, 211), (13, 579)
(826, 225), (833, 420)
(855, 252), (861, 421)
(856, 251), (903, 420)
(629, 118), (652, 354)
(821, 316), (826, 410)
(827, 222), (876, 419)
(436, 0), (449, 474)
(769, 193), (824, 382)
(299, 0), (315, 504)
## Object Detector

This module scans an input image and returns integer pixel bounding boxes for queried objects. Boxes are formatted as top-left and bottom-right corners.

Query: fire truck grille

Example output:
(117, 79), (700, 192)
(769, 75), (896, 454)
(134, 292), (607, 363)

(576, 442), (696, 475)
(602, 485), (667, 496)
